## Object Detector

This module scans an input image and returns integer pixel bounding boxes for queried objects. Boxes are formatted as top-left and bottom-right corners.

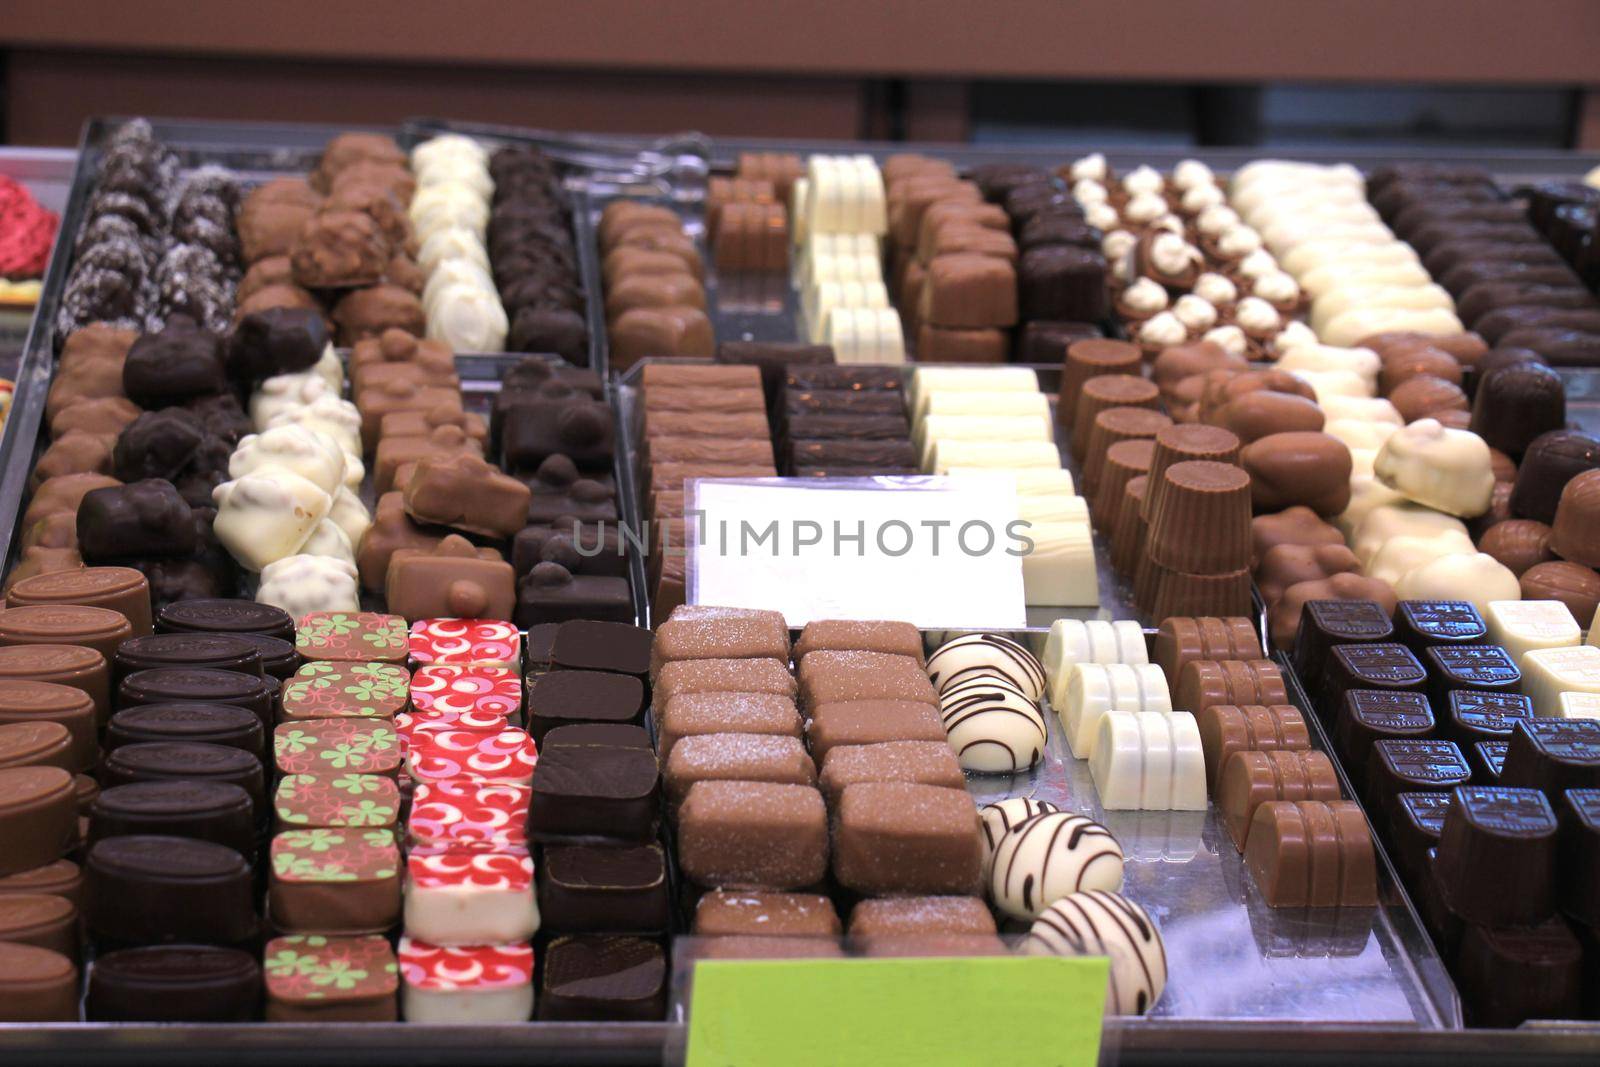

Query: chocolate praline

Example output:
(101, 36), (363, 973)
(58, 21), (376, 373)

(1519, 561), (1600, 624)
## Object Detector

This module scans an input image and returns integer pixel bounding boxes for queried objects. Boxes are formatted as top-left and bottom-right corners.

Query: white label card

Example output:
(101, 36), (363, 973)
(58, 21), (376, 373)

(685, 476), (1028, 629)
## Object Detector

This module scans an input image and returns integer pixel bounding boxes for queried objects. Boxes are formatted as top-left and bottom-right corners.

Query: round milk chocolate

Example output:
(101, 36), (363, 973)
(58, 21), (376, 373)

(0, 766), (78, 876)
(0, 942), (78, 1021)
(113, 633), (264, 682)
(0, 680), (97, 771)
(85, 835), (256, 946)
(87, 944), (261, 1021)
(101, 741), (265, 814)
(0, 604), (133, 666)
(107, 703), (265, 760)
(1519, 561), (1600, 624)
(89, 780), (256, 858)
(1510, 430), (1600, 524)
(155, 598), (295, 643)
(0, 721), (75, 773)
(0, 892), (78, 958)
(1478, 519), (1555, 576)
(0, 858), (82, 906)
(118, 667), (276, 728)
(5, 566), (153, 636)
(1549, 469), (1600, 567)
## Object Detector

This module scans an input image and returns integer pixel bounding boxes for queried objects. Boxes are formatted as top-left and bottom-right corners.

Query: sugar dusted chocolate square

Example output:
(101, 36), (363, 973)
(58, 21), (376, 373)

(677, 780), (828, 890)
(832, 782), (983, 896)
(274, 720), (402, 778)
(279, 662), (410, 721)
(691, 890), (841, 937)
(408, 619), (521, 669)
(648, 606), (790, 679)
(297, 612), (408, 663)
(806, 700), (949, 761)
(818, 741), (965, 806)
(664, 733), (816, 807)
(264, 934), (399, 1022)
(274, 773), (402, 832)
(797, 650), (937, 708)
(656, 691), (803, 762)
(269, 828), (401, 934)
(793, 619), (925, 664)
(654, 658), (796, 706)
(848, 895), (996, 937)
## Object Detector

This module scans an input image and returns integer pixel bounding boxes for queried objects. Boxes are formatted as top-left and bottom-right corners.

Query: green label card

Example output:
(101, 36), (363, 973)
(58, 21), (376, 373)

(685, 955), (1110, 1067)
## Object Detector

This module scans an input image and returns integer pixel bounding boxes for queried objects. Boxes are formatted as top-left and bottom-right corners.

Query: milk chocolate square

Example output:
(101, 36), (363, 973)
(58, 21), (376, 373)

(818, 741), (965, 807)
(832, 782), (982, 896)
(663, 733), (815, 807)
(806, 700), (949, 762)
(691, 891), (841, 937)
(797, 650), (937, 709)
(792, 620), (924, 664)
(677, 780), (827, 890)
(654, 692), (803, 762)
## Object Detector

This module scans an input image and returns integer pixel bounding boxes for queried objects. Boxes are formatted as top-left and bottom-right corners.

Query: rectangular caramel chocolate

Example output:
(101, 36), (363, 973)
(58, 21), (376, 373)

(641, 364), (761, 391)
(1218, 749), (1341, 850)
(649, 608), (790, 678)
(1197, 704), (1310, 795)
(648, 462), (776, 495)
(848, 896), (997, 937)
(797, 650), (937, 708)
(643, 410), (772, 440)
(782, 390), (906, 418)
(783, 414), (911, 440)
(818, 741), (965, 807)
(655, 692), (802, 762)
(677, 781), (828, 890)
(645, 437), (775, 466)
(691, 891), (841, 937)
(786, 440), (918, 470)
(663, 733), (816, 807)
(806, 700), (949, 761)
(832, 782), (983, 896)
(641, 387), (766, 415)
(1154, 617), (1263, 688)
(1244, 800), (1377, 908)
(654, 658), (797, 706)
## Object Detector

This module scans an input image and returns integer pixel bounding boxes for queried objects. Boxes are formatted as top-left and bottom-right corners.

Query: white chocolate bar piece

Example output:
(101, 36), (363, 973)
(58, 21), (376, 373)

(1062, 663), (1171, 759)
(1045, 620), (1148, 711)
(1522, 645), (1600, 717)
(1486, 600), (1581, 666)
(1089, 710), (1207, 811)
(1022, 520), (1099, 609)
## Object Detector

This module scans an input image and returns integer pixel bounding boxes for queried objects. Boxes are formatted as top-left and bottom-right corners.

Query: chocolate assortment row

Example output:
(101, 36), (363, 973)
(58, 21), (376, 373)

(408, 135), (508, 353)
(484, 145), (590, 363)
(600, 201), (712, 370)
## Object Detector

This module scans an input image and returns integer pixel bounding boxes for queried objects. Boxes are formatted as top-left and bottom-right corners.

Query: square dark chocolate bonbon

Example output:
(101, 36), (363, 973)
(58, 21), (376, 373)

(1445, 691), (1534, 748)
(1017, 245), (1108, 322)
(1454, 918), (1583, 1028)
(536, 935), (665, 1021)
(1292, 599), (1396, 686)
(1392, 600), (1487, 653)
(1366, 739), (1471, 833)
(1500, 718), (1600, 795)
(1322, 643), (1427, 718)
(1433, 785), (1558, 927)
(549, 621), (651, 680)
(1472, 740), (1509, 784)
(1391, 791), (1451, 884)
(1422, 645), (1521, 707)
(536, 844), (670, 934)
(1559, 789), (1600, 926)
(1335, 690), (1434, 787)
(524, 670), (645, 743)
(527, 743), (658, 841)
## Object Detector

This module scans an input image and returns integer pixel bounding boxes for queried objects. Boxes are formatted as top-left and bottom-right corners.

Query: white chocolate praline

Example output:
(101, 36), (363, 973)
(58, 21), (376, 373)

(1085, 202), (1121, 232)
(980, 797), (1061, 880)
(1521, 644), (1600, 716)
(413, 159), (494, 202)
(298, 518), (356, 566)
(250, 371), (340, 431)
(412, 133), (489, 170)
(1216, 226), (1264, 259)
(266, 396), (363, 458)
(1022, 521), (1099, 608)
(1025, 890), (1167, 1016)
(1373, 418), (1495, 518)
(1044, 620), (1148, 709)
(1485, 600), (1581, 664)
(1253, 271), (1300, 306)
(1195, 205), (1240, 236)
(1070, 153), (1108, 183)
(925, 633), (1046, 701)
(1191, 272), (1238, 306)
(991, 812), (1125, 920)
(1234, 296), (1282, 337)
(1148, 233), (1199, 277)
(1138, 312), (1187, 349)
(1274, 320), (1319, 352)
(212, 470), (333, 572)
(1072, 179), (1109, 206)
(1204, 325), (1247, 357)
(311, 344), (345, 391)
(328, 487), (372, 548)
(1122, 165), (1164, 197)
(1393, 552), (1521, 615)
(423, 257), (497, 314)
(418, 226), (491, 276)
(1297, 367), (1377, 401)
(1180, 184), (1224, 215)
(1559, 692), (1600, 720)
(228, 425), (348, 496)
(1337, 476), (1409, 540)
(1275, 344), (1381, 389)
(1120, 278), (1169, 315)
(1351, 502), (1472, 567)
(1123, 192), (1167, 225)
(1172, 159), (1215, 191)
(1366, 531), (1477, 585)
(1171, 294), (1217, 334)
(410, 186), (490, 241)
(1102, 230), (1137, 263)
(1089, 709), (1207, 811)
(1061, 662), (1172, 759)
(1320, 393), (1400, 426)
(427, 283), (509, 353)
(255, 554), (361, 618)
(938, 676), (1048, 773)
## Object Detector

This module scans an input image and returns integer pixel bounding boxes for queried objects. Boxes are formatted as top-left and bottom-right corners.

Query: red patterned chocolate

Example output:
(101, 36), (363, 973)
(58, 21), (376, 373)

(398, 938), (534, 990)
(280, 662), (410, 721)
(269, 828), (402, 935)
(297, 612), (409, 664)
(406, 726), (538, 784)
(275, 773), (402, 831)
(274, 720), (402, 777)
(409, 665), (522, 720)
(409, 619), (522, 669)
(408, 778), (530, 850)
(263, 934), (399, 1022)
(407, 849), (534, 891)
(396, 709), (511, 747)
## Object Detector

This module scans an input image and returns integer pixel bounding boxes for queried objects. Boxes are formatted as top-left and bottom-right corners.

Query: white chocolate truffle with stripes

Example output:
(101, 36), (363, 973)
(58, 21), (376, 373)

(1061, 662), (1172, 759)
(1044, 620), (1148, 710)
(926, 633), (1046, 702)
(938, 676), (1047, 773)
(990, 811), (1124, 920)
(1025, 890), (1167, 1015)
(1090, 710), (1206, 811)
(979, 797), (1060, 859)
